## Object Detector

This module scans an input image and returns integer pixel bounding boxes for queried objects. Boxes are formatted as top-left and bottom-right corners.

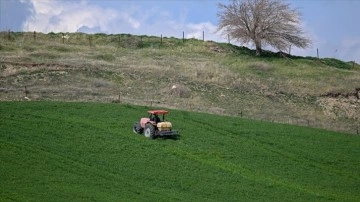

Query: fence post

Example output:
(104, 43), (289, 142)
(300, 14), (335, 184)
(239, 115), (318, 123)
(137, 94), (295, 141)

(88, 35), (92, 47)
(228, 34), (230, 44)
(33, 31), (36, 41)
(182, 31), (185, 43)
(317, 48), (319, 59)
(117, 35), (121, 48)
(24, 86), (29, 97)
(202, 31), (204, 41)
(160, 34), (163, 45)
(7, 29), (11, 40)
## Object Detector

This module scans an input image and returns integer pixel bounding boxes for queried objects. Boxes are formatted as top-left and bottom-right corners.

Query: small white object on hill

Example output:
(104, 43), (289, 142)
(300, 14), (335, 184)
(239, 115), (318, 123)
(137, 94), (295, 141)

(62, 34), (70, 40)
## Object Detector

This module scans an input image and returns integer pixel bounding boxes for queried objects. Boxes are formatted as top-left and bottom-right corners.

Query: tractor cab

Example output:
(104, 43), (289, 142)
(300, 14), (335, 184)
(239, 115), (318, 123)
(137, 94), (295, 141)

(148, 110), (168, 123)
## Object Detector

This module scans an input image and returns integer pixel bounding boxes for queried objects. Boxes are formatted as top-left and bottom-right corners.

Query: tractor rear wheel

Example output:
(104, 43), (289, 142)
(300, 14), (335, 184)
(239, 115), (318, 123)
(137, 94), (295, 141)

(133, 123), (143, 134)
(144, 123), (155, 139)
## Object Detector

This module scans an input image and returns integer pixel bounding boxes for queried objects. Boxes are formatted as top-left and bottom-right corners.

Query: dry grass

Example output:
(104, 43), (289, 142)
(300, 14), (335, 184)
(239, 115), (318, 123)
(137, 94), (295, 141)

(248, 61), (272, 71)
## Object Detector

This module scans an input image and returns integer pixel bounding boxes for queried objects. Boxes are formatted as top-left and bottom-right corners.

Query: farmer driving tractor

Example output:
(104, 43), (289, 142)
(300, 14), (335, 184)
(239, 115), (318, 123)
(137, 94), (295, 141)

(151, 114), (161, 123)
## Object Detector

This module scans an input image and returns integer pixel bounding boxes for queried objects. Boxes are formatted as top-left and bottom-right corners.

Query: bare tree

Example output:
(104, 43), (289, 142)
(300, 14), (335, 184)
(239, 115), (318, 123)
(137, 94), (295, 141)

(217, 0), (311, 56)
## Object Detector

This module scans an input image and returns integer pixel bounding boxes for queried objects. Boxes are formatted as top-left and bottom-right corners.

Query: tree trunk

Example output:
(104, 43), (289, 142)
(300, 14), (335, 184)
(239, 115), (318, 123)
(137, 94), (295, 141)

(255, 44), (262, 56)
(255, 39), (262, 56)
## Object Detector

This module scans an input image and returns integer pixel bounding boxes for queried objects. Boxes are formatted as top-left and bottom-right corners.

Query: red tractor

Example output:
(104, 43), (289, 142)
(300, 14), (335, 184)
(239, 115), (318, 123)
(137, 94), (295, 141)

(133, 110), (179, 139)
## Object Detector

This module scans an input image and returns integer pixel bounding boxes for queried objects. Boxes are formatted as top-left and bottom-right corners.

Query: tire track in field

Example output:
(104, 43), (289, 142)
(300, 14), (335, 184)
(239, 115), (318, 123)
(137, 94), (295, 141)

(0, 138), (185, 201)
(172, 144), (358, 201)
(175, 116), (358, 201)
(187, 116), (359, 181)
(1, 112), (141, 199)
(255, 138), (360, 181)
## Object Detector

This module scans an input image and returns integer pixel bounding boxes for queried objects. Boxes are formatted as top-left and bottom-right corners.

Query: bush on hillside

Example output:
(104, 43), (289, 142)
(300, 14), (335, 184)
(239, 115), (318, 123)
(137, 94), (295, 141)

(170, 84), (191, 98)
(95, 54), (116, 62)
(248, 61), (272, 71)
(321, 58), (352, 69)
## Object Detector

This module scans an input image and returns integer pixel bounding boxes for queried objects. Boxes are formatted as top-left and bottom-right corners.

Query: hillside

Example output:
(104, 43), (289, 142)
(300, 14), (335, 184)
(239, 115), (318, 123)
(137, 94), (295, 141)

(1, 101), (359, 201)
(0, 32), (359, 133)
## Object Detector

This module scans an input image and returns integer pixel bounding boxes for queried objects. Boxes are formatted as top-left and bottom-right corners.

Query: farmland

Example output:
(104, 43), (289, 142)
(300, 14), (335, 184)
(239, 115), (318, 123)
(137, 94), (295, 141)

(1, 101), (359, 201)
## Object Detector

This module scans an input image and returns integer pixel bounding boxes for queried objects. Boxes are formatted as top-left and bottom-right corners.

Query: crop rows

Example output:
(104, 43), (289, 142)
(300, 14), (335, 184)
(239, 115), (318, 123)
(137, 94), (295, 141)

(1, 101), (359, 201)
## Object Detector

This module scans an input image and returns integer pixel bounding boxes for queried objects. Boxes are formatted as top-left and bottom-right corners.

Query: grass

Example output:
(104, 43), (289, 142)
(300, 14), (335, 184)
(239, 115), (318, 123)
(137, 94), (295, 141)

(94, 54), (116, 62)
(0, 32), (359, 134)
(0, 101), (359, 201)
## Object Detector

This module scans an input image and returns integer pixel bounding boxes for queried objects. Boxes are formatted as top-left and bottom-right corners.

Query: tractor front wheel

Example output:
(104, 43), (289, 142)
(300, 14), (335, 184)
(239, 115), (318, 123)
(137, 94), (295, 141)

(144, 123), (155, 139)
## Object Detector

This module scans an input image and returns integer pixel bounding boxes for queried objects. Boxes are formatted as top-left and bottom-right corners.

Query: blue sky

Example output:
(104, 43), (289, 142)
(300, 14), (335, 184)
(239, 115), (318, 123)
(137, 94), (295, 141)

(1, 0), (359, 62)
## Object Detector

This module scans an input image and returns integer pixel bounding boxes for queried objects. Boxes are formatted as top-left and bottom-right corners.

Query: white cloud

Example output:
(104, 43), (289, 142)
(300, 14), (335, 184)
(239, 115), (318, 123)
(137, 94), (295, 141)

(185, 22), (217, 40)
(20, 0), (225, 42)
(291, 35), (360, 62)
(339, 37), (360, 62)
(289, 22), (324, 58)
(290, 21), (360, 62)
(21, 0), (138, 33)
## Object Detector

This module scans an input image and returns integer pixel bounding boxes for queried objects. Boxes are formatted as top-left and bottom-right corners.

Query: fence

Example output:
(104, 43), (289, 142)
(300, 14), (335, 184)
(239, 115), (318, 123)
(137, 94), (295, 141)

(1, 30), (211, 47)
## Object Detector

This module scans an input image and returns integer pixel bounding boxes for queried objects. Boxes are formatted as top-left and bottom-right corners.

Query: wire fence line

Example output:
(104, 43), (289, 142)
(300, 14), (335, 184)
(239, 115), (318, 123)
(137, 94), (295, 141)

(1, 30), (214, 46)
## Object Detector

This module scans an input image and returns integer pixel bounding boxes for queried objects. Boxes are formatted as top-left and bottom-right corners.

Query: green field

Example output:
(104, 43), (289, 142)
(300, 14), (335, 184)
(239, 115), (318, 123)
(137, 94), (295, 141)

(1, 101), (359, 201)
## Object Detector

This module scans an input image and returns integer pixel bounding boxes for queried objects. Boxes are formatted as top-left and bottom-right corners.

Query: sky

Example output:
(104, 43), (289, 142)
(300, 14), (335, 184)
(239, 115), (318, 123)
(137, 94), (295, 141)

(1, 0), (359, 62)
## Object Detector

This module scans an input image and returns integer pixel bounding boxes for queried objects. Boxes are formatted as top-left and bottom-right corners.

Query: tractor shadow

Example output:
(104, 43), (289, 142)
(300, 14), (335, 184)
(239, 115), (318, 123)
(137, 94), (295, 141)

(156, 134), (181, 141)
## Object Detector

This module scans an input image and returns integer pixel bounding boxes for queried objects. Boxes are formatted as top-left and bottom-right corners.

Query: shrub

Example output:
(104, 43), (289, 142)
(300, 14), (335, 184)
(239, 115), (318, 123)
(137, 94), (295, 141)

(95, 54), (116, 62)
(321, 58), (352, 69)
(30, 52), (58, 59)
(47, 45), (71, 52)
(0, 44), (15, 51)
(92, 79), (113, 88)
(170, 84), (191, 98)
(248, 61), (272, 71)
